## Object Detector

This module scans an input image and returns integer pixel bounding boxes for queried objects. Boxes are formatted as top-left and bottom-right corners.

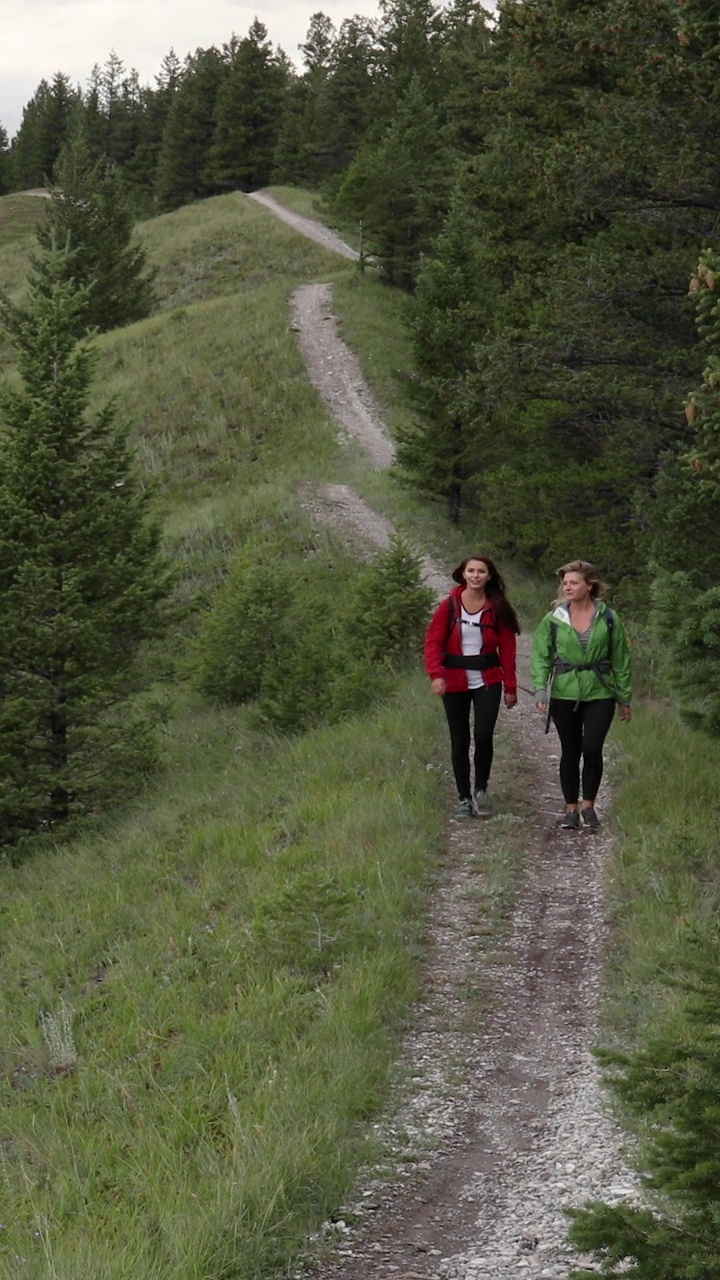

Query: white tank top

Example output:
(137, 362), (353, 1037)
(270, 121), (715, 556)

(461, 605), (485, 690)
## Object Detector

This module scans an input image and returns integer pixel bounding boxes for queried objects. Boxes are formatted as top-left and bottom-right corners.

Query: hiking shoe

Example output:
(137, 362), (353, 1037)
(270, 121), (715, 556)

(582, 806), (600, 831)
(474, 789), (492, 818)
(455, 797), (474, 819)
(559, 810), (580, 830)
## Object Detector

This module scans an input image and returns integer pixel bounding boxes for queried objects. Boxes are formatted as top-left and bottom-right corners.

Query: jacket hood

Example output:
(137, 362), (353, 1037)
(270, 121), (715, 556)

(551, 599), (607, 623)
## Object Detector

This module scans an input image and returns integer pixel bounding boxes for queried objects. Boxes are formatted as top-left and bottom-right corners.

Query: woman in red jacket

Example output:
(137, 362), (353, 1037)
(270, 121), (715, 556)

(425, 555), (520, 818)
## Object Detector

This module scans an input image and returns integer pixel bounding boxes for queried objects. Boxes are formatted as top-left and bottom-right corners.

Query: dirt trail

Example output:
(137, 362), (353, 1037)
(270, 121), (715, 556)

(248, 191), (637, 1279)
(247, 190), (359, 261)
(292, 284), (395, 470)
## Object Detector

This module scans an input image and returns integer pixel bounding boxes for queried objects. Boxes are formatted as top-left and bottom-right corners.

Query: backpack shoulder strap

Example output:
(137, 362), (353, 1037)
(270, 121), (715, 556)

(604, 607), (615, 662)
(445, 594), (457, 645)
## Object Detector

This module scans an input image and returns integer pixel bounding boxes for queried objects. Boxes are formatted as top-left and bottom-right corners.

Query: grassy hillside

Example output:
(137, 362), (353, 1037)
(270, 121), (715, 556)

(0, 194), (42, 302)
(0, 194), (45, 375)
(0, 191), (535, 1280)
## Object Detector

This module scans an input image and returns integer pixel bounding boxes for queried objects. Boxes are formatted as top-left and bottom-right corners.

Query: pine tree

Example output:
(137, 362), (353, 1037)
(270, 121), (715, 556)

(650, 248), (720, 732)
(100, 50), (127, 163)
(376, 0), (445, 112)
(273, 77), (314, 184)
(396, 185), (488, 519)
(81, 63), (108, 164)
(10, 74), (79, 189)
(275, 12), (336, 185)
(156, 46), (228, 209)
(0, 244), (169, 844)
(439, 0), (495, 155)
(0, 123), (10, 195)
(313, 16), (378, 179)
(335, 74), (449, 287)
(126, 50), (183, 196)
(209, 20), (288, 192)
(39, 135), (155, 333)
(395, 0), (720, 582)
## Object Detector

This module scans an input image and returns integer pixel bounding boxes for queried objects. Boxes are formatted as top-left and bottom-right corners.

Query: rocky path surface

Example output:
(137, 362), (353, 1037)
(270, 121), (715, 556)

(292, 283), (395, 469)
(249, 191), (638, 1280)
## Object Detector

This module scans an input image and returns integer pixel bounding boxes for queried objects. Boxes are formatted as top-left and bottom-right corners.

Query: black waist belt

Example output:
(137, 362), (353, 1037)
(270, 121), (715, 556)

(552, 659), (612, 676)
(443, 652), (501, 671)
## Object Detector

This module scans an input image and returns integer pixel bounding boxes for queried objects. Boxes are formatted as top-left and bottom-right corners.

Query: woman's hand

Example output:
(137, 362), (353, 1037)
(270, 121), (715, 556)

(619, 704), (632, 723)
(536, 701), (548, 714)
(504, 692), (517, 709)
(431, 678), (446, 696)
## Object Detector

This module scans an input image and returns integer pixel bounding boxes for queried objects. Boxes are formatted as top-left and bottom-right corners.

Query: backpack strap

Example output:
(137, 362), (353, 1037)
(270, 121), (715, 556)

(445, 594), (457, 646)
(605, 607), (614, 664)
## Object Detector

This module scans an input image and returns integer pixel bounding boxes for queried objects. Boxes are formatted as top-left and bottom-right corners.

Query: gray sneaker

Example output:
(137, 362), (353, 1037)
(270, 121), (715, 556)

(455, 797), (474, 819)
(559, 810), (580, 830)
(474, 789), (492, 818)
(582, 806), (600, 831)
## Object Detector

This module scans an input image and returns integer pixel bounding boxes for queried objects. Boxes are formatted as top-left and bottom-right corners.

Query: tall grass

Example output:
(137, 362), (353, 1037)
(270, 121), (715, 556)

(0, 195), (45, 376)
(0, 194), (42, 302)
(601, 701), (720, 1043)
(0, 683), (445, 1278)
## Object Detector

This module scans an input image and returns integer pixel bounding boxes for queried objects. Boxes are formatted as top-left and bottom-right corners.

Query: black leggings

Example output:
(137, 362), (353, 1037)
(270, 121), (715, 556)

(442, 684), (503, 799)
(550, 698), (616, 804)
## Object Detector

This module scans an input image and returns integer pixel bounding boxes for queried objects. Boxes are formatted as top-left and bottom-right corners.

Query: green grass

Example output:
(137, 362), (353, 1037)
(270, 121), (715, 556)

(0, 190), (504, 1280)
(263, 186), (326, 220)
(85, 196), (355, 611)
(0, 194), (43, 303)
(0, 681), (445, 1278)
(601, 703), (720, 1044)
(0, 194), (46, 373)
(140, 193), (346, 312)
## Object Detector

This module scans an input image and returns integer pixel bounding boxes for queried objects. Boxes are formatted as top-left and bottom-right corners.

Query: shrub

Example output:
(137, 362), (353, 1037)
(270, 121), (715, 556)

(193, 547), (286, 704)
(193, 533), (432, 733)
(350, 534), (434, 669)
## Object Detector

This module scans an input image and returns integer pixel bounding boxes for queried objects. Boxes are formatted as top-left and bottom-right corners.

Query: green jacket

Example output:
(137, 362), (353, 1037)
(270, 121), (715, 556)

(531, 601), (632, 705)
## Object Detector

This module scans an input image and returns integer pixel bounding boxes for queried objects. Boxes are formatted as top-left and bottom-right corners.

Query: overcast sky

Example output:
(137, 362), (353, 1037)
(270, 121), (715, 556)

(1, 0), (381, 139)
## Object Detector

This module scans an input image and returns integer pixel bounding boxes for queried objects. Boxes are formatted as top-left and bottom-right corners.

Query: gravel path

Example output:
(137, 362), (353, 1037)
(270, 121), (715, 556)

(247, 190), (359, 261)
(253, 191), (639, 1280)
(292, 283), (395, 469)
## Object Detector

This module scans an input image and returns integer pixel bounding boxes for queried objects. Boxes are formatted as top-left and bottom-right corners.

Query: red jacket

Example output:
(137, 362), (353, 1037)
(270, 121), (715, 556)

(424, 586), (517, 696)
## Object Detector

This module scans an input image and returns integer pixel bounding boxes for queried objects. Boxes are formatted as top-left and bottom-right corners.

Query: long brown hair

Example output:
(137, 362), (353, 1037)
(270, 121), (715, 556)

(452, 555), (521, 635)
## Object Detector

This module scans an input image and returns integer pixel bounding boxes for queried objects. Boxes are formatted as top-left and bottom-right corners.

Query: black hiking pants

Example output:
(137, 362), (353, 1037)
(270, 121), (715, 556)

(442, 683), (503, 799)
(550, 697), (616, 804)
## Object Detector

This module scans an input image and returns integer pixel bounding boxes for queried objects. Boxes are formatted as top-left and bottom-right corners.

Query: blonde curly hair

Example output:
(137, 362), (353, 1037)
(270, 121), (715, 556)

(556, 560), (608, 601)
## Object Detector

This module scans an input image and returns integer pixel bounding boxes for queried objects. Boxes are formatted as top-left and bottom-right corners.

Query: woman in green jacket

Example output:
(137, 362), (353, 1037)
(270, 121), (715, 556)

(531, 560), (631, 831)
